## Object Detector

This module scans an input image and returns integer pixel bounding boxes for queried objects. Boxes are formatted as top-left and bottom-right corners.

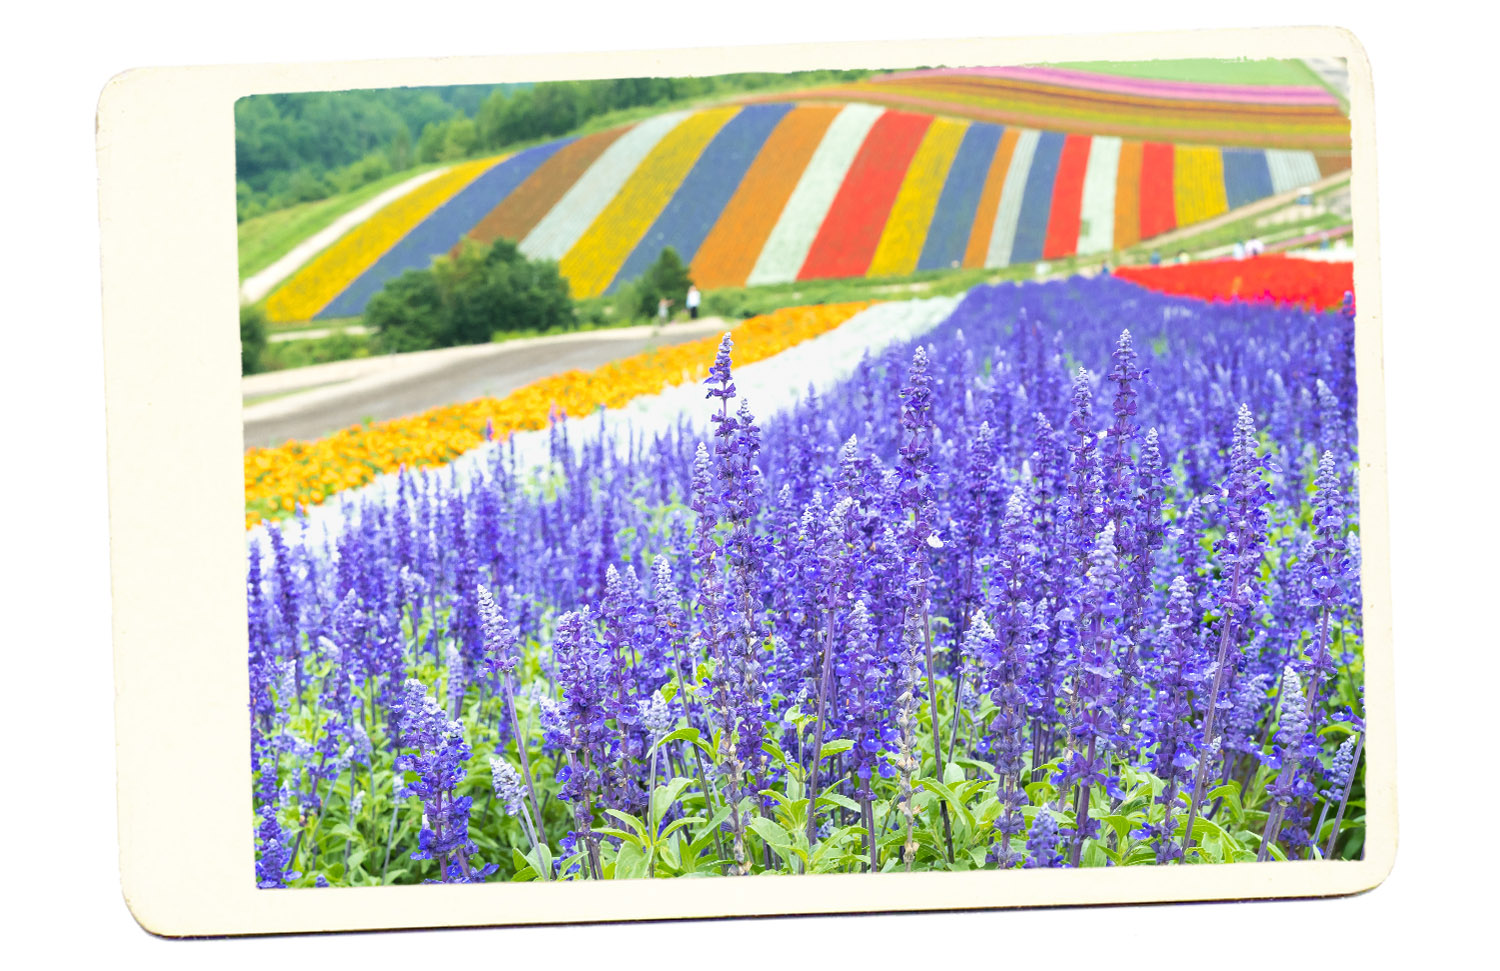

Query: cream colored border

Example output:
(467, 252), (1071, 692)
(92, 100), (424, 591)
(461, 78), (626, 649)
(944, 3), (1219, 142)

(97, 26), (1391, 937)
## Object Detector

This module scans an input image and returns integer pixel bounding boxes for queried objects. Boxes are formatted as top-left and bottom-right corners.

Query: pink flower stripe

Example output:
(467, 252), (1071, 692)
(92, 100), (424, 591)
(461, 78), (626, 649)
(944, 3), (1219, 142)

(877, 66), (1340, 106)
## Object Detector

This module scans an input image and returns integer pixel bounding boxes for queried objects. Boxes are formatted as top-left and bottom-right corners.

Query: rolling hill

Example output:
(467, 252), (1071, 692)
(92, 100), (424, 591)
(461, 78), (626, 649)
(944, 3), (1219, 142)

(256, 64), (1351, 324)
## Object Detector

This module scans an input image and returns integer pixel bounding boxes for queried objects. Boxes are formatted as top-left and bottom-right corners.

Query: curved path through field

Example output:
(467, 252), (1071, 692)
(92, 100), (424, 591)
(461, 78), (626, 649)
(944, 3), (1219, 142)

(243, 318), (729, 448)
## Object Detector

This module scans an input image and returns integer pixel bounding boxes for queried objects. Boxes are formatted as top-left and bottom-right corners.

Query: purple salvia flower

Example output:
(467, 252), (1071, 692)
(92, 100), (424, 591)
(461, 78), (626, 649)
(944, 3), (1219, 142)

(255, 802), (300, 888)
(1259, 665), (1313, 860)
(489, 756), (527, 815)
(1181, 403), (1271, 859)
(389, 678), (495, 883)
(1024, 810), (1065, 869)
(1136, 576), (1204, 862)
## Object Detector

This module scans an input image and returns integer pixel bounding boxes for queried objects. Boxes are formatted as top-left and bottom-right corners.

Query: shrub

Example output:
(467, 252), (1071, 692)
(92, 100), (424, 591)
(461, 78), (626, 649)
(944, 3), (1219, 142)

(620, 246), (694, 321)
(240, 303), (269, 375)
(365, 238), (576, 353)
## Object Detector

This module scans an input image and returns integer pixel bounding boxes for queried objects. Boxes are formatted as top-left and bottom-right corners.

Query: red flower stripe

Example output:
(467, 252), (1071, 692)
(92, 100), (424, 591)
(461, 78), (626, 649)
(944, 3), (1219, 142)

(797, 110), (933, 280)
(1042, 134), (1092, 259)
(1138, 141), (1177, 240)
(1114, 254), (1352, 309)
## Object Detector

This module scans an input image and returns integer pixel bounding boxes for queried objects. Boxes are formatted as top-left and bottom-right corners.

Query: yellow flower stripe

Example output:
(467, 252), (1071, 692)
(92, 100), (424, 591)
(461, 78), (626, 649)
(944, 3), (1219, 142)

(1172, 146), (1229, 227)
(244, 301), (876, 527)
(264, 156), (503, 323)
(559, 107), (740, 299)
(866, 117), (968, 277)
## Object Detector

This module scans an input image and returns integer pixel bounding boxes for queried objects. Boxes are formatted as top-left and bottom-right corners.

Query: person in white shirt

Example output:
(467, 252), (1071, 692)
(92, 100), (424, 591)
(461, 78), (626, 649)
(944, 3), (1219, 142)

(685, 284), (701, 320)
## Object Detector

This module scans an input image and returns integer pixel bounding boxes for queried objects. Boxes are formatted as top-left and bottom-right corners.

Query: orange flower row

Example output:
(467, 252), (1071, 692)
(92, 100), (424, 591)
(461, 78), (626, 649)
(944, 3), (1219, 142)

(245, 302), (876, 528)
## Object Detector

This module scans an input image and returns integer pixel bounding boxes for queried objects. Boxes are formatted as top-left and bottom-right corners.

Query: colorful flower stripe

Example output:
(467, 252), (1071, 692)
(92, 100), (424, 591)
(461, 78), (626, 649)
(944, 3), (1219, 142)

(1114, 254), (1352, 309)
(521, 111), (691, 262)
(467, 128), (626, 248)
(1113, 140), (1144, 249)
(243, 301), (875, 526)
(1042, 133), (1091, 260)
(800, 110), (933, 279)
(917, 122), (1002, 271)
(690, 105), (840, 289)
(1010, 130), (1065, 265)
(747, 103), (884, 285)
(1139, 142), (1178, 240)
(318, 143), (571, 319)
(264, 157), (500, 322)
(263, 102), (1354, 320)
(1222, 147), (1275, 209)
(1265, 149), (1324, 194)
(962, 126), (1017, 268)
(985, 128), (1040, 267)
(608, 103), (792, 294)
(560, 107), (739, 298)
(1173, 145), (1229, 227)
(867, 116), (968, 277)
(242, 167), (451, 304)
(1076, 135), (1121, 255)
(754, 71), (1351, 150)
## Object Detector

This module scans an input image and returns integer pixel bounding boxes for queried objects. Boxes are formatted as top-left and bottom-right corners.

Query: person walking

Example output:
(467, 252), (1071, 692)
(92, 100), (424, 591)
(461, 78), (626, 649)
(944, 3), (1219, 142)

(657, 296), (673, 324)
(685, 284), (701, 320)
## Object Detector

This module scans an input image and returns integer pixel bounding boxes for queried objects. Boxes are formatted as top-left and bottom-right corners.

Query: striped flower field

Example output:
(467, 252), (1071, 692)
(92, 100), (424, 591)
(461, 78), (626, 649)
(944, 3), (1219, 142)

(257, 69), (1350, 324)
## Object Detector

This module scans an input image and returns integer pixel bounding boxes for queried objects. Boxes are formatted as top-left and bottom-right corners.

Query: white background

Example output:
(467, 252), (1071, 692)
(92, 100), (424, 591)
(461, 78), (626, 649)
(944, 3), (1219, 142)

(3, 0), (1491, 963)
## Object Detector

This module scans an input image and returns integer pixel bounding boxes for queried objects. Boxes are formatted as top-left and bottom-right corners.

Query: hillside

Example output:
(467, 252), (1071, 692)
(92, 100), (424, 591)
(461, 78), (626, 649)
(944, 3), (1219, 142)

(253, 63), (1351, 324)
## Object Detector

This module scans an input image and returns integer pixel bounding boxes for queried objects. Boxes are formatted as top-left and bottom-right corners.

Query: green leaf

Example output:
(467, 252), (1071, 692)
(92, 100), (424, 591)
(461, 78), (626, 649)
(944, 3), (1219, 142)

(614, 841), (648, 880)
(603, 808), (649, 836)
(748, 816), (792, 848)
(654, 726), (702, 753)
(593, 826), (644, 848)
(817, 739), (854, 759)
(919, 777), (977, 831)
(651, 778), (695, 822)
(815, 790), (861, 814)
(688, 804), (734, 856)
(658, 816), (703, 841)
(1100, 814), (1137, 844)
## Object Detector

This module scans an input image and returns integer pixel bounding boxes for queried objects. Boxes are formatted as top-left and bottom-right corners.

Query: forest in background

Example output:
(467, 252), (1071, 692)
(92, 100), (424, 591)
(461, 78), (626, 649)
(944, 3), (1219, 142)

(235, 70), (874, 221)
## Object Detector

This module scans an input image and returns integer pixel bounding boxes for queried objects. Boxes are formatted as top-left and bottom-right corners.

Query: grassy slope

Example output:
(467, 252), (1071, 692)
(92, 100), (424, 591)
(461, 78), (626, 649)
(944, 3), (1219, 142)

(1043, 58), (1325, 86)
(237, 164), (450, 280)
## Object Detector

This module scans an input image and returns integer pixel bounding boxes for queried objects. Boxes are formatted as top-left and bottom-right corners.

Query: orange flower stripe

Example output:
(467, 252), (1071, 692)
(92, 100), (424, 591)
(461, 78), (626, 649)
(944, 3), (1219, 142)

(244, 301), (876, 528)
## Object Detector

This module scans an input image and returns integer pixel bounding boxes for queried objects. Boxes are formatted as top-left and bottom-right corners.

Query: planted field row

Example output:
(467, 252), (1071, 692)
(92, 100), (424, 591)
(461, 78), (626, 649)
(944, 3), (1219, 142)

(264, 101), (1349, 322)
(1114, 254), (1354, 309)
(760, 65), (1351, 148)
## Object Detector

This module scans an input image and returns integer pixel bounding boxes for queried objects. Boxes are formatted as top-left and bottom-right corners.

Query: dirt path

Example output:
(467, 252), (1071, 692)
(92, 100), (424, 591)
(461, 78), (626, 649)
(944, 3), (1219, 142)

(243, 318), (729, 448)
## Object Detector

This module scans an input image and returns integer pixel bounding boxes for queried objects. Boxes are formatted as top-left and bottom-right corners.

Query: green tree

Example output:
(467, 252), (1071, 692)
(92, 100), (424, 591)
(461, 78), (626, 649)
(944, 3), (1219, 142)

(240, 303), (269, 375)
(442, 117), (479, 160)
(366, 239), (575, 352)
(415, 120), (449, 163)
(363, 270), (447, 353)
(624, 246), (694, 319)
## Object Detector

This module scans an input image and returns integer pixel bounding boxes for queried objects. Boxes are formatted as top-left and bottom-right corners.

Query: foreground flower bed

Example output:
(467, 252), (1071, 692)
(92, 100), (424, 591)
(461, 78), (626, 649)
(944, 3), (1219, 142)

(250, 276), (1362, 886)
(1114, 254), (1353, 309)
(244, 301), (873, 527)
